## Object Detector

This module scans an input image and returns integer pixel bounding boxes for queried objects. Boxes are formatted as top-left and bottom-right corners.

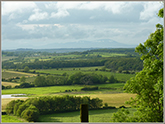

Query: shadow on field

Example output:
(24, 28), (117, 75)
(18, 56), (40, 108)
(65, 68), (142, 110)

(88, 108), (119, 116)
(38, 116), (62, 122)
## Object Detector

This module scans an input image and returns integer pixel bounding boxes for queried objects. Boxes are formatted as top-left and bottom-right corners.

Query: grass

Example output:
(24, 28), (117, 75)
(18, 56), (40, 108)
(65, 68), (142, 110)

(1, 115), (27, 122)
(75, 93), (136, 108)
(1, 83), (125, 96)
(38, 107), (136, 122)
(1, 85), (84, 96)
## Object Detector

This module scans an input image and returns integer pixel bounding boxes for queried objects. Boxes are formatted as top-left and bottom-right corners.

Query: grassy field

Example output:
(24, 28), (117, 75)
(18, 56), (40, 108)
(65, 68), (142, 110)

(1, 115), (27, 122)
(38, 107), (136, 122)
(1, 82), (20, 87)
(1, 107), (136, 123)
(1, 83), (124, 96)
(2, 70), (37, 79)
(75, 93), (136, 108)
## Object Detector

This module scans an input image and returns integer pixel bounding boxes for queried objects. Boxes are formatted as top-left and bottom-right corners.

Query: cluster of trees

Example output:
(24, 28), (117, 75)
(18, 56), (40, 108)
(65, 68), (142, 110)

(105, 57), (143, 71)
(6, 95), (103, 122)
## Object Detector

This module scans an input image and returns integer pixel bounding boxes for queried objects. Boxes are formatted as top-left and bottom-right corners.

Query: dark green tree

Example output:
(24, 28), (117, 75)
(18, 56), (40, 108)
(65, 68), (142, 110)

(112, 8), (163, 122)
(24, 66), (29, 72)
(34, 76), (46, 87)
(20, 76), (26, 83)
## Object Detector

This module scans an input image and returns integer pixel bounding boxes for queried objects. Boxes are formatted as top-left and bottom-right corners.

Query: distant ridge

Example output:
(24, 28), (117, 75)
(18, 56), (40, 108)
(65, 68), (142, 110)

(43, 39), (136, 49)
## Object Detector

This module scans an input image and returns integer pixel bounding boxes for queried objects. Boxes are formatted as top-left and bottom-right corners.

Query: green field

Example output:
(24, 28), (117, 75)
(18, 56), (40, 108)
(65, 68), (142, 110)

(1, 115), (27, 122)
(1, 83), (125, 96)
(1, 107), (136, 123)
(38, 107), (136, 122)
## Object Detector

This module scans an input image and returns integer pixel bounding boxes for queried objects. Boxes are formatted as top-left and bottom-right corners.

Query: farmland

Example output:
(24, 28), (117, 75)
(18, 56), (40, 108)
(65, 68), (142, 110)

(2, 48), (140, 122)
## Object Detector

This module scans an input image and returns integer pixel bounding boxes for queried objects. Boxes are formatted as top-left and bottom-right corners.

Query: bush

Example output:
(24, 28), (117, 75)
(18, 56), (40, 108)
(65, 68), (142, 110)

(15, 76), (20, 79)
(2, 85), (5, 89)
(21, 105), (39, 122)
(19, 83), (34, 88)
(119, 105), (126, 108)
(103, 103), (108, 108)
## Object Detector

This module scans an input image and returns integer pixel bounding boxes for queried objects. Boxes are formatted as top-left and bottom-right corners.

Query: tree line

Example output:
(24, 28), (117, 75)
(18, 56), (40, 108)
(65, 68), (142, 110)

(2, 57), (143, 71)
(6, 95), (103, 122)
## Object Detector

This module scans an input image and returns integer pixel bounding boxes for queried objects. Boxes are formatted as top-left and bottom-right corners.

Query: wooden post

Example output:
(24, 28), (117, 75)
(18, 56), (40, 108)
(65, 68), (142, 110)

(80, 104), (88, 122)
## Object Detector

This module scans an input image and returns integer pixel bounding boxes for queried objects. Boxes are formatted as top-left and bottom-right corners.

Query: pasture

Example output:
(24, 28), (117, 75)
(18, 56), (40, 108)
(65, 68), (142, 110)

(38, 107), (136, 122)
(1, 107), (136, 122)
(1, 83), (125, 96)
(1, 115), (27, 122)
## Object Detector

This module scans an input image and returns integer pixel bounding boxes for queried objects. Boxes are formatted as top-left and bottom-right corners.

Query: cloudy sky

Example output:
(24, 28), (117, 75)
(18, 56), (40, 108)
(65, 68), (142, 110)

(1, 1), (164, 50)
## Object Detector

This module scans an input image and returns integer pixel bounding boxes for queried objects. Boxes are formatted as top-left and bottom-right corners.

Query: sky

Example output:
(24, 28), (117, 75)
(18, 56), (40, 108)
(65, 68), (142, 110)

(1, 1), (164, 50)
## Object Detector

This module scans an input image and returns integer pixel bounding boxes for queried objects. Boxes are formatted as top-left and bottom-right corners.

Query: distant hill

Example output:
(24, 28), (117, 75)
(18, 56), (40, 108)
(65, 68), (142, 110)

(43, 39), (136, 48)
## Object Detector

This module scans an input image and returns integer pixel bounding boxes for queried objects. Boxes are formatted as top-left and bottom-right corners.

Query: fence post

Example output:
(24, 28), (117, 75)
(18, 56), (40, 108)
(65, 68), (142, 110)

(80, 104), (88, 122)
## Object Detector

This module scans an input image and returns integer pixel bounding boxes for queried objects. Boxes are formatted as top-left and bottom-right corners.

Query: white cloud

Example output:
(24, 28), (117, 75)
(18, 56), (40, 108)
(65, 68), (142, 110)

(140, 2), (162, 20)
(51, 10), (69, 18)
(29, 11), (48, 21)
(2, 1), (37, 15)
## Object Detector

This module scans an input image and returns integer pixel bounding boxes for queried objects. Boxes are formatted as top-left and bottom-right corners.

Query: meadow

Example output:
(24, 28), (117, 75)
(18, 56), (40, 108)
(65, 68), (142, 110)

(38, 107), (136, 122)
(1, 115), (27, 122)
(1, 52), (137, 122)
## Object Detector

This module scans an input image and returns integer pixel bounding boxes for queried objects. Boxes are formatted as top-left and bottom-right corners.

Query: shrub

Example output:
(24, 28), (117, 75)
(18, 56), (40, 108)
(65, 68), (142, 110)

(21, 105), (39, 122)
(2, 85), (5, 89)
(15, 76), (20, 79)
(104, 103), (108, 108)
(119, 105), (126, 108)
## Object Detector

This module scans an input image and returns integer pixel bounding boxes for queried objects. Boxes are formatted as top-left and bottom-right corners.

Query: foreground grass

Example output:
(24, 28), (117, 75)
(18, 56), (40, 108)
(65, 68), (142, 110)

(38, 107), (136, 122)
(1, 115), (27, 122)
